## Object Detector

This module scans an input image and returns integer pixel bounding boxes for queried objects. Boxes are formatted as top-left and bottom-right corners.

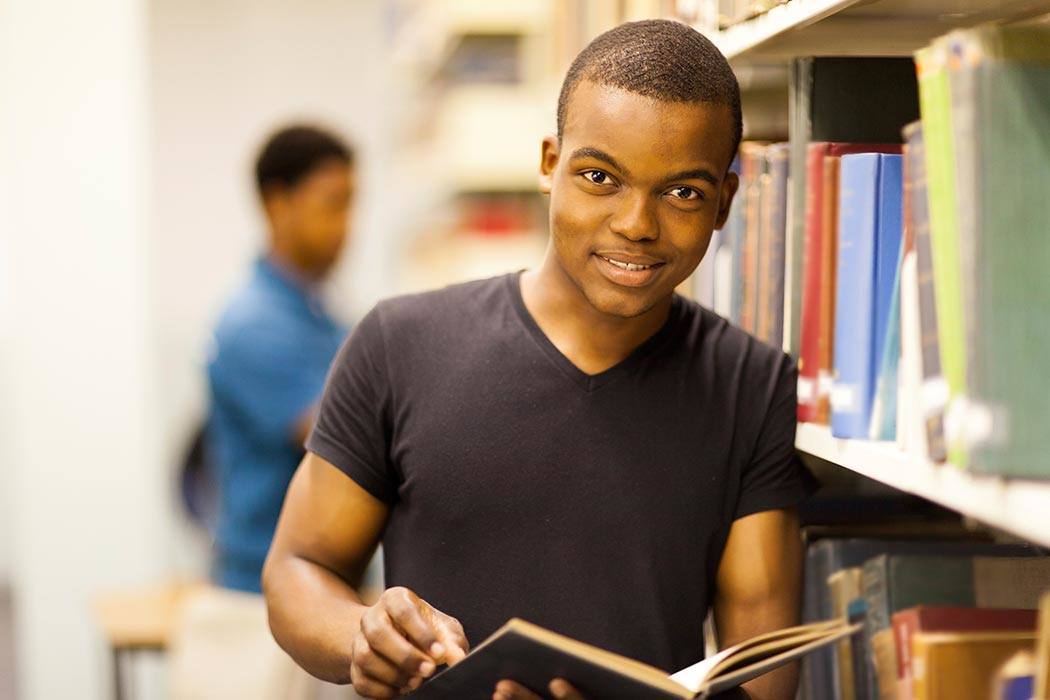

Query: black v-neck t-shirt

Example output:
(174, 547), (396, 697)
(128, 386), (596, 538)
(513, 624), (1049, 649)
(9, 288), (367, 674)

(306, 272), (814, 673)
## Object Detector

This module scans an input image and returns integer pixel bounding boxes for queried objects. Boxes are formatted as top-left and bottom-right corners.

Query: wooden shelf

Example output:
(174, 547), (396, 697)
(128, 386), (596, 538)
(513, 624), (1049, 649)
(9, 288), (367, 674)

(796, 423), (1050, 548)
(708, 0), (1050, 62)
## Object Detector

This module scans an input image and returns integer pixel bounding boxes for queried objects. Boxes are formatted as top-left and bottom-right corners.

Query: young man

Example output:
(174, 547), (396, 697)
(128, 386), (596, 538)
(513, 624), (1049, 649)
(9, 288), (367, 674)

(209, 124), (354, 594)
(264, 21), (813, 700)
(172, 126), (356, 700)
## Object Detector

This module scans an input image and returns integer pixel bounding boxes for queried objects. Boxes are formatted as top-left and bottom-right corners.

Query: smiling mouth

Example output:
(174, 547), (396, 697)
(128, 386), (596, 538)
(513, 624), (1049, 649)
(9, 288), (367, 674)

(592, 253), (666, 288)
(597, 255), (660, 271)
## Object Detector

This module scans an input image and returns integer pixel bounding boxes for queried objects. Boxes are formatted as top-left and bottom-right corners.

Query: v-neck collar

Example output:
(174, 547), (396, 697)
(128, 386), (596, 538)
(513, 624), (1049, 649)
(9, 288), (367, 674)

(505, 271), (684, 392)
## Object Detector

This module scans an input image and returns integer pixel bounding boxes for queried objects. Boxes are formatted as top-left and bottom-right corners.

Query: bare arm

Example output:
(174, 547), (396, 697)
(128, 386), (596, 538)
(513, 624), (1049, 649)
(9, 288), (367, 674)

(263, 453), (467, 697)
(292, 405), (318, 446)
(713, 508), (804, 700)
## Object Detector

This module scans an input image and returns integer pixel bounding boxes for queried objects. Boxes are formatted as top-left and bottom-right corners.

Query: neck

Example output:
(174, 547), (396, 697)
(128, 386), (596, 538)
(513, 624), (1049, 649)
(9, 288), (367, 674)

(266, 248), (322, 288)
(520, 244), (673, 375)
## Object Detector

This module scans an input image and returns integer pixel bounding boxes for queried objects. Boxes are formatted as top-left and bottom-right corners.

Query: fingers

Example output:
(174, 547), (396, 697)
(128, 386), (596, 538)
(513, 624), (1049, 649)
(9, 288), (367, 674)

(360, 606), (436, 679)
(492, 679), (587, 700)
(349, 662), (399, 699)
(550, 678), (587, 700)
(350, 631), (419, 690)
(493, 680), (544, 700)
(383, 587), (444, 658)
(350, 587), (471, 699)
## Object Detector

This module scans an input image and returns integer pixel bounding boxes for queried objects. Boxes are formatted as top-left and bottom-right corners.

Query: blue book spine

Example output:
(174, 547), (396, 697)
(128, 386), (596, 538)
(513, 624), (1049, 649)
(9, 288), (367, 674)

(870, 155), (905, 439)
(872, 155), (904, 388)
(1000, 675), (1034, 700)
(831, 154), (880, 438)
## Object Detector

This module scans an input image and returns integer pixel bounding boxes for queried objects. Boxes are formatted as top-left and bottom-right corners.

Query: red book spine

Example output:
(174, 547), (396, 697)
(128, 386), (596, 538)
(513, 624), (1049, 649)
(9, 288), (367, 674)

(796, 142), (828, 422)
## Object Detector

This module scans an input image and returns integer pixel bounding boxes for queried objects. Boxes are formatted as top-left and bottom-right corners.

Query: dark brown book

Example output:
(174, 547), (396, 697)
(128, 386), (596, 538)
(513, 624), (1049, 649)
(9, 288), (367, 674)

(409, 618), (857, 699)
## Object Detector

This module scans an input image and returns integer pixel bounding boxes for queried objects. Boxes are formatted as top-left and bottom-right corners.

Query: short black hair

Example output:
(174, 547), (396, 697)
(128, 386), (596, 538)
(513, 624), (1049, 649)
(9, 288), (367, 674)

(556, 19), (742, 164)
(254, 125), (353, 197)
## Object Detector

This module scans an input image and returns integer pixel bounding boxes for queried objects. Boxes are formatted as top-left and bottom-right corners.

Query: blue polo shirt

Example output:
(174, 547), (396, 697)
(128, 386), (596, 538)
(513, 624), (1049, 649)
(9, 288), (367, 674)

(207, 256), (348, 593)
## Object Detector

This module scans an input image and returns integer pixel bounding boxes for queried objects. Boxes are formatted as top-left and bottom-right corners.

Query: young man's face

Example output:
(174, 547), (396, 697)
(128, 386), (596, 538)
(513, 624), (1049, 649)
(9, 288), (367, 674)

(539, 80), (738, 318)
(266, 158), (355, 277)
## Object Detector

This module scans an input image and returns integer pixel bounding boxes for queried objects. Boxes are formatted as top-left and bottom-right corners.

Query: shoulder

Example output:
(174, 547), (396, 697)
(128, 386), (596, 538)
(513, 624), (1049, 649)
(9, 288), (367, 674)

(368, 274), (513, 344)
(677, 296), (796, 387)
(211, 279), (302, 361)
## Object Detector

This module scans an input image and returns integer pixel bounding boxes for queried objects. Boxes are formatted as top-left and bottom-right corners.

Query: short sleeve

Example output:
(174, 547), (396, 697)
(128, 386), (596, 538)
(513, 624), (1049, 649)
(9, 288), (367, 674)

(209, 322), (328, 445)
(305, 307), (398, 503)
(734, 356), (819, 520)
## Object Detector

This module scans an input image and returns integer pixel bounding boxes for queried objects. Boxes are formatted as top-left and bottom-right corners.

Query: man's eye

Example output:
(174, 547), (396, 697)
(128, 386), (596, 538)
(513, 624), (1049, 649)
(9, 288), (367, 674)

(668, 186), (702, 201)
(582, 170), (611, 185)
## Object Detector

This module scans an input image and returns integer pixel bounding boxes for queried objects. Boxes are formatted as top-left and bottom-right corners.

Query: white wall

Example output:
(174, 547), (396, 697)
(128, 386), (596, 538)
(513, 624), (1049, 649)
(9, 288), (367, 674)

(0, 0), (396, 697)
(149, 3), (396, 569)
(0, 0), (167, 699)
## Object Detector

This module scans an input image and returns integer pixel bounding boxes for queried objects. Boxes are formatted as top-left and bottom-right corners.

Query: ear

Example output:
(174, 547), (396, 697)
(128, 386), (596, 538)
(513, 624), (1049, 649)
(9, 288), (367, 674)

(538, 135), (559, 195)
(713, 171), (739, 230)
(261, 184), (291, 230)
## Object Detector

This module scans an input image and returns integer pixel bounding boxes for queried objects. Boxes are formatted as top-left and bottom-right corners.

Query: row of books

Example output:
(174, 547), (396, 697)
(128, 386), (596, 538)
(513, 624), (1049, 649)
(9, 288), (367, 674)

(798, 533), (1050, 700)
(693, 26), (1050, 478)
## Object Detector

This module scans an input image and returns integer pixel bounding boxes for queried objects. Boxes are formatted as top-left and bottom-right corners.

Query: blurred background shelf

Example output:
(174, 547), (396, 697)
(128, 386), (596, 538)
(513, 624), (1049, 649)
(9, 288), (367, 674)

(432, 85), (554, 193)
(709, 0), (1050, 61)
(796, 423), (1050, 549)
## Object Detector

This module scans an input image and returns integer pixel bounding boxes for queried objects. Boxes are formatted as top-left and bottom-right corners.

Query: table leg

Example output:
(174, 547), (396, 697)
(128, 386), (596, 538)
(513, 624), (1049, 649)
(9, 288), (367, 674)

(112, 647), (127, 700)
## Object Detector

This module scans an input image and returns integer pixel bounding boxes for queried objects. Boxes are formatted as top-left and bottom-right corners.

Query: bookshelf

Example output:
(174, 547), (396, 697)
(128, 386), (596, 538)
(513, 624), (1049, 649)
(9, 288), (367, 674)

(695, 0), (1050, 551)
(796, 423), (1050, 549)
(708, 0), (1050, 61)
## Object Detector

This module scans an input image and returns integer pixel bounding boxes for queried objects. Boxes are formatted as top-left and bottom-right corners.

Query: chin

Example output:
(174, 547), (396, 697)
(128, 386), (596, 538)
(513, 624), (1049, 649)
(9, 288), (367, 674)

(581, 284), (662, 319)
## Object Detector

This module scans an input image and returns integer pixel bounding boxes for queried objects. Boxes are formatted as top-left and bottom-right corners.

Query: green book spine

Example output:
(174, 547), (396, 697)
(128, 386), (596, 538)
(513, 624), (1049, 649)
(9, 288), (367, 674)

(915, 43), (967, 467)
(966, 26), (1050, 477)
(862, 555), (977, 635)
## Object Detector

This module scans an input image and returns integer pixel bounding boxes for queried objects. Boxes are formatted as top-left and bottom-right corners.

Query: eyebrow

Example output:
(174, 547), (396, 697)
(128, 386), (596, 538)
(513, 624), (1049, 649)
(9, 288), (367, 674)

(569, 147), (628, 177)
(569, 146), (719, 188)
(664, 168), (720, 188)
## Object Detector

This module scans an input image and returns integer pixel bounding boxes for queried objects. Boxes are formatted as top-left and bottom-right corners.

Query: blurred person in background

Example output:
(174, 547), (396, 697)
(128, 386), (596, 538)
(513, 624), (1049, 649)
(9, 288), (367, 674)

(170, 124), (356, 700)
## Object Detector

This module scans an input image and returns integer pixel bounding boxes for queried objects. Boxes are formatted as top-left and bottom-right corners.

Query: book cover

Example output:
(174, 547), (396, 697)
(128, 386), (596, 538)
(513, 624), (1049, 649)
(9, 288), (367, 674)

(901, 121), (949, 462)
(757, 143), (789, 348)
(830, 153), (903, 439)
(1035, 592), (1050, 699)
(993, 650), (1036, 700)
(915, 42), (968, 466)
(955, 26), (1050, 477)
(797, 144), (903, 424)
(828, 568), (863, 700)
(738, 143), (767, 334)
(409, 617), (856, 699)
(815, 155), (840, 426)
(800, 538), (1024, 700)
(863, 554), (1049, 637)
(911, 632), (1036, 700)
(892, 607), (1038, 700)
(717, 156), (744, 321)
(869, 240), (904, 441)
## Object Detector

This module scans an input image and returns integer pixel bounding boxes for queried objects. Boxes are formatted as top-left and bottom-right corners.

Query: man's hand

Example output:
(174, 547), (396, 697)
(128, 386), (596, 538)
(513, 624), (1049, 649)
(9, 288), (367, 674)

(349, 586), (469, 698)
(493, 678), (587, 700)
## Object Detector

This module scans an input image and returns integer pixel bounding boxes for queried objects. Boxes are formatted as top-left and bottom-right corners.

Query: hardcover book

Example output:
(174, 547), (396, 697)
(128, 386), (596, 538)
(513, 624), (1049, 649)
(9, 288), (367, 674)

(410, 618), (857, 699)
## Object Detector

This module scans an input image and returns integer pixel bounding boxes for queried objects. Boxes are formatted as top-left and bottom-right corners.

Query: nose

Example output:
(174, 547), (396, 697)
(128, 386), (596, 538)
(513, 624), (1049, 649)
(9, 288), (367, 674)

(608, 189), (658, 242)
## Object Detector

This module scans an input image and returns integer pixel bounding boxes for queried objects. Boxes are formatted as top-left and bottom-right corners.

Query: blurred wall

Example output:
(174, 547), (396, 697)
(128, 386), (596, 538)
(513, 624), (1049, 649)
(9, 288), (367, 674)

(0, 0), (396, 697)
(0, 1), (167, 700)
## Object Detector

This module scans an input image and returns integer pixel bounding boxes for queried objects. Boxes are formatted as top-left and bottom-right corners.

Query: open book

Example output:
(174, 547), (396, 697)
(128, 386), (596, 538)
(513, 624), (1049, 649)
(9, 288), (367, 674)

(409, 618), (859, 699)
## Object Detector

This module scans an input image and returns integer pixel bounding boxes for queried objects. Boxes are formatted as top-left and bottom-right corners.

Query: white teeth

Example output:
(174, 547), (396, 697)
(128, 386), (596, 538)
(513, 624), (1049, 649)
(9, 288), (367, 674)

(602, 256), (653, 271)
